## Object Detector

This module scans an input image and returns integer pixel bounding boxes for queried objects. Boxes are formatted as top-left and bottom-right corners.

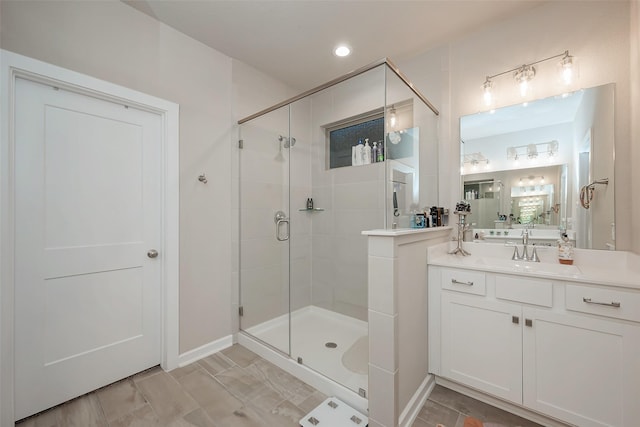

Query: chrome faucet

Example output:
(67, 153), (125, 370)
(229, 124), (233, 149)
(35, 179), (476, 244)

(511, 229), (539, 262)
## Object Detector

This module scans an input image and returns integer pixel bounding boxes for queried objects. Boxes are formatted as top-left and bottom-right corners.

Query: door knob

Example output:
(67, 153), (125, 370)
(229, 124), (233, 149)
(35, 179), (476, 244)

(147, 249), (158, 258)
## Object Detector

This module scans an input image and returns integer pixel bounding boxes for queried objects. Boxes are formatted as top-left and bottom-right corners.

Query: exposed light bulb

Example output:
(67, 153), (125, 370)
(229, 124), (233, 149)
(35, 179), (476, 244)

(519, 79), (529, 97)
(540, 176), (545, 184)
(482, 78), (493, 107)
(514, 65), (535, 98)
(519, 178), (523, 187)
(388, 106), (397, 130)
(562, 66), (573, 85)
(560, 52), (575, 85)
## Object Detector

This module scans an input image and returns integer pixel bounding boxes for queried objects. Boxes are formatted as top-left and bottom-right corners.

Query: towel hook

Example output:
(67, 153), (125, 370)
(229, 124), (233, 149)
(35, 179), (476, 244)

(198, 173), (208, 184)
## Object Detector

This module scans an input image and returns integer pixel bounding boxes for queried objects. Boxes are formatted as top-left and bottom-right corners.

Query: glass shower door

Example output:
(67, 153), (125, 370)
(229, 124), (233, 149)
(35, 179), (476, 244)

(238, 105), (291, 355)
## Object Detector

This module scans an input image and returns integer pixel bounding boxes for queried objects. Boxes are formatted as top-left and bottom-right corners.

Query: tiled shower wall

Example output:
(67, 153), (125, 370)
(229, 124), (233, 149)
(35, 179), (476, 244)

(306, 67), (387, 321)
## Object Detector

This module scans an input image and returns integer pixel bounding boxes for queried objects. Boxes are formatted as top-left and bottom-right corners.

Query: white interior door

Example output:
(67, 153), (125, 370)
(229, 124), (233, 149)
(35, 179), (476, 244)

(14, 77), (162, 420)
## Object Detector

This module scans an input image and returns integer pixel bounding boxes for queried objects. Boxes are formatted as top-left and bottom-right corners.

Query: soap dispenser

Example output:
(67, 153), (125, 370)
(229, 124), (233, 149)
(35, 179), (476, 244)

(558, 233), (574, 265)
(363, 138), (372, 165)
(372, 141), (378, 163)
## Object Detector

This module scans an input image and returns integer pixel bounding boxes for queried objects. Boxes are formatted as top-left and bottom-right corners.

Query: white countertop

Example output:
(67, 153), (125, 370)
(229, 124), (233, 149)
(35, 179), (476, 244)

(362, 226), (452, 237)
(428, 242), (640, 290)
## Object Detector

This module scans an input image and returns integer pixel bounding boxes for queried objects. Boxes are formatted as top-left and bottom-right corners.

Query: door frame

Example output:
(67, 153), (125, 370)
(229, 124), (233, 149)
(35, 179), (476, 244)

(0, 50), (180, 425)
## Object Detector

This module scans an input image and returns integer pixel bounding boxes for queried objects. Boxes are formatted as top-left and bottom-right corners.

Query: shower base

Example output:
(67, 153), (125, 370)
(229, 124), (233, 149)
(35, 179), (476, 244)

(238, 305), (368, 413)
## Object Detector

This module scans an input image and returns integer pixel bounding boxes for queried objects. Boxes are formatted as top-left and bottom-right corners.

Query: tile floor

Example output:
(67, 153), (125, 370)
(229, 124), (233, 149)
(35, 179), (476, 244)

(17, 344), (541, 427)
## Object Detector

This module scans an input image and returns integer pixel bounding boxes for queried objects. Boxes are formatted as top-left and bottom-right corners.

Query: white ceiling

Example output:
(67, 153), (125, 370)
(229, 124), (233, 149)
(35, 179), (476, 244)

(122, 0), (546, 92)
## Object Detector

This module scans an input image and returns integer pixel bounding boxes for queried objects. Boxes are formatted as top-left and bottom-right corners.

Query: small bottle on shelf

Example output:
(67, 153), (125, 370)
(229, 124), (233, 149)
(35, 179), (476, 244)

(354, 139), (364, 166)
(377, 141), (384, 162)
(363, 138), (372, 165)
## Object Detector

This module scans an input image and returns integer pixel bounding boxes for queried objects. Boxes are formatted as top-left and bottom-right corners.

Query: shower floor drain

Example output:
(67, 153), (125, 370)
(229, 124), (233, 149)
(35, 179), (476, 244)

(325, 342), (337, 349)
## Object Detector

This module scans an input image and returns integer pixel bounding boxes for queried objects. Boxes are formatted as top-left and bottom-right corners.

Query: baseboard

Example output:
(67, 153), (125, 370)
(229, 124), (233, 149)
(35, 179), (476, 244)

(399, 374), (436, 427)
(177, 335), (233, 368)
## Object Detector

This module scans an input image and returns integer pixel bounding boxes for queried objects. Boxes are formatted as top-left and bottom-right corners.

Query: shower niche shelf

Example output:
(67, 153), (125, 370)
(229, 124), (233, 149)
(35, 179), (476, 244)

(298, 208), (324, 212)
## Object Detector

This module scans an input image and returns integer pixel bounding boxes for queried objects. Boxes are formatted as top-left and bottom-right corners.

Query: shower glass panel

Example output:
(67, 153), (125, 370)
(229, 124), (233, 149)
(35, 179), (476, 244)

(238, 105), (291, 356)
(238, 59), (438, 398)
(385, 66), (439, 228)
(288, 66), (385, 396)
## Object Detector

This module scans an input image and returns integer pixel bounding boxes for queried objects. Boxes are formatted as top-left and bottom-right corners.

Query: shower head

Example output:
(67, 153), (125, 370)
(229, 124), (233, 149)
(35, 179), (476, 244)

(278, 135), (296, 148)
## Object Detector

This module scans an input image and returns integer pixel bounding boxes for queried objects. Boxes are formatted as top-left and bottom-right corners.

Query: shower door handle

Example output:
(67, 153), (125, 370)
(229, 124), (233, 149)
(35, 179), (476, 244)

(276, 219), (289, 241)
(274, 210), (290, 242)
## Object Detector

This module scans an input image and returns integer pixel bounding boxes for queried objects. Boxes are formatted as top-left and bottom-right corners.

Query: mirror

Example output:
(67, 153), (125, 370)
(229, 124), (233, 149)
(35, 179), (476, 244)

(460, 83), (615, 250)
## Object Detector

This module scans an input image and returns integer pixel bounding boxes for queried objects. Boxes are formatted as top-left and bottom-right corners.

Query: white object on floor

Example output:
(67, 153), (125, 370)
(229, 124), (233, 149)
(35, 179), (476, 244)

(300, 397), (368, 427)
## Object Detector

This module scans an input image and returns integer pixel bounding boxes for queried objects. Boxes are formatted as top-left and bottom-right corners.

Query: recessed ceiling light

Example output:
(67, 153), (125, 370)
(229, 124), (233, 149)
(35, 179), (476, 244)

(334, 45), (351, 57)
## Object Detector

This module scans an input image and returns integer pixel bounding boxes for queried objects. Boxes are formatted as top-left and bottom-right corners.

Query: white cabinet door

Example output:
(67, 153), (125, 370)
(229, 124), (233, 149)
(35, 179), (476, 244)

(523, 308), (640, 427)
(441, 292), (523, 403)
(14, 78), (162, 419)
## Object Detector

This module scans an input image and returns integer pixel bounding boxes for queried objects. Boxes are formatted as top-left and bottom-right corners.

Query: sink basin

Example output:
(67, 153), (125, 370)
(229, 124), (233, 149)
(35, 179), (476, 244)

(474, 257), (581, 276)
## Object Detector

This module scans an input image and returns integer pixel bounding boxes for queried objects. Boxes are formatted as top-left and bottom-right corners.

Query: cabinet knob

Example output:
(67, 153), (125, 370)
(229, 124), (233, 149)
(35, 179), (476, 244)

(512, 316), (520, 324)
(525, 319), (533, 327)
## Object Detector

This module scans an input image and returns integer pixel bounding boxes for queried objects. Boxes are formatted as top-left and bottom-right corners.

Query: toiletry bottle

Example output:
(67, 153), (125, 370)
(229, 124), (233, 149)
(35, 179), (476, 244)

(558, 233), (574, 265)
(363, 138), (372, 165)
(377, 141), (384, 162)
(372, 141), (378, 163)
(351, 145), (357, 166)
(354, 139), (364, 166)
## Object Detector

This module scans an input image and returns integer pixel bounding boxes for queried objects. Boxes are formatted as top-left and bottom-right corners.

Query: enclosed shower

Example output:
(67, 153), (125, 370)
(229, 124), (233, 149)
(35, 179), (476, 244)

(235, 59), (438, 406)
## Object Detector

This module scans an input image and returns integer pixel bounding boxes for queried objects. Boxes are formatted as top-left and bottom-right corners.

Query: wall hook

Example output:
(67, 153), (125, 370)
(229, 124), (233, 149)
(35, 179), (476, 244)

(198, 173), (208, 184)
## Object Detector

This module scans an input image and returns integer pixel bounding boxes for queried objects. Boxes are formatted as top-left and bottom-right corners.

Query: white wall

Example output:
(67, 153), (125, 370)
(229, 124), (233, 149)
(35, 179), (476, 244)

(0, 0), (294, 354)
(631, 0), (640, 253)
(400, 1), (632, 251)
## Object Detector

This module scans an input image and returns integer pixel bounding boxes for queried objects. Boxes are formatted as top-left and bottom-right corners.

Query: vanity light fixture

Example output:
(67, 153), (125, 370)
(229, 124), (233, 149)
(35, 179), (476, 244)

(518, 175), (546, 187)
(481, 50), (575, 106)
(462, 152), (489, 172)
(507, 140), (559, 163)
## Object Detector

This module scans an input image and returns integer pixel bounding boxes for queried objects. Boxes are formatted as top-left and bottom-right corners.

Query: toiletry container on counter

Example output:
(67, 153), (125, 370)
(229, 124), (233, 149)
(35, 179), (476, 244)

(558, 233), (574, 264)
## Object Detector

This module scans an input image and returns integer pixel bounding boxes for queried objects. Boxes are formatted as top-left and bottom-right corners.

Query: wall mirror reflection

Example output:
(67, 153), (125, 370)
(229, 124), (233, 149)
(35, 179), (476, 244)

(460, 83), (615, 250)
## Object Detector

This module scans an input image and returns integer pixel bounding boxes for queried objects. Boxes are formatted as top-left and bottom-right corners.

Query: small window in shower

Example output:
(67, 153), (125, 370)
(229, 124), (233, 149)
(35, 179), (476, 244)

(327, 113), (384, 169)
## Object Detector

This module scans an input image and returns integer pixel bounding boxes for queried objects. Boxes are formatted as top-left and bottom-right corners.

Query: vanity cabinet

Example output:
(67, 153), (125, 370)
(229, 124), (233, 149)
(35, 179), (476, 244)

(429, 266), (640, 427)
(441, 291), (523, 403)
